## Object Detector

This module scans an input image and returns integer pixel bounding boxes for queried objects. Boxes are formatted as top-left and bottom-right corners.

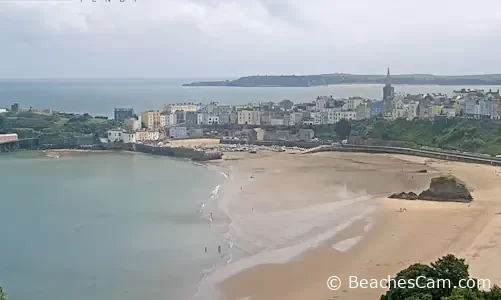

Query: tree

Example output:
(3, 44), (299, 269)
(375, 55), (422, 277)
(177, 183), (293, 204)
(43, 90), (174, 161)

(335, 119), (351, 140)
(0, 286), (5, 300)
(381, 254), (472, 300)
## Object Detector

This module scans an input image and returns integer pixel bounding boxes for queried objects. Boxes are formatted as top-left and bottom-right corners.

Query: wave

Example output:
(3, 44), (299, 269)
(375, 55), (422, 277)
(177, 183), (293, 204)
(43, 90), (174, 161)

(195, 179), (379, 300)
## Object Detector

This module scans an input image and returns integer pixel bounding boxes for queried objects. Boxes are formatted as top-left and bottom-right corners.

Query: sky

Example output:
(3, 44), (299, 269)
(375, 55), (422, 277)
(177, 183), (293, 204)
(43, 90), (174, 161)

(1, 0), (501, 79)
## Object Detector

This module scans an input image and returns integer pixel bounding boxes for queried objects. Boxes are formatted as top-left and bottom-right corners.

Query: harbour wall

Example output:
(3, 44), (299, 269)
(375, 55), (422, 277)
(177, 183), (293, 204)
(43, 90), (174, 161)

(131, 143), (222, 161)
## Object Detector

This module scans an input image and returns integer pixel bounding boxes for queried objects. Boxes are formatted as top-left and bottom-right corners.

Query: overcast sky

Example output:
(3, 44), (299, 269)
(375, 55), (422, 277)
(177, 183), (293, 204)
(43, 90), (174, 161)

(1, 0), (501, 79)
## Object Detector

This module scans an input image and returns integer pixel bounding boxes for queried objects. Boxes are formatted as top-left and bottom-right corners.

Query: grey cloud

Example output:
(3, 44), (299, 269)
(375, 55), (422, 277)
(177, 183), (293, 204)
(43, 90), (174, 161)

(2, 0), (501, 78)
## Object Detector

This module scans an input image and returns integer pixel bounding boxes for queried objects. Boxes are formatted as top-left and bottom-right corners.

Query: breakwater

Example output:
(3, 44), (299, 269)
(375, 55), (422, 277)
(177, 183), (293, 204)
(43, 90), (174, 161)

(131, 143), (222, 161)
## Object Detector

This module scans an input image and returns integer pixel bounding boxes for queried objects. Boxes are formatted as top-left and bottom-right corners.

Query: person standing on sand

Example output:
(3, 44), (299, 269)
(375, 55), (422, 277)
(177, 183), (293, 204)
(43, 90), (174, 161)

(218, 245), (221, 254)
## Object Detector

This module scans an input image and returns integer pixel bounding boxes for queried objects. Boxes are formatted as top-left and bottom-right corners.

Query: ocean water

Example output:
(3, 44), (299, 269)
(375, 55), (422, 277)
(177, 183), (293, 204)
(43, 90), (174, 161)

(0, 152), (228, 300)
(0, 79), (500, 116)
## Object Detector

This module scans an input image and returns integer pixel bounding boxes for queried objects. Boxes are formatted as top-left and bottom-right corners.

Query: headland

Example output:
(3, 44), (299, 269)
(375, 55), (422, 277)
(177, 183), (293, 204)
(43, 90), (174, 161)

(183, 73), (501, 87)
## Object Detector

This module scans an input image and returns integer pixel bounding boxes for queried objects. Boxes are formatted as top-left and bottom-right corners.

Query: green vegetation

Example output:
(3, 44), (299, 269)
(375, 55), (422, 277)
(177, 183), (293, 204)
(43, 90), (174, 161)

(0, 111), (117, 144)
(0, 287), (5, 300)
(316, 118), (501, 156)
(334, 119), (352, 140)
(381, 254), (501, 300)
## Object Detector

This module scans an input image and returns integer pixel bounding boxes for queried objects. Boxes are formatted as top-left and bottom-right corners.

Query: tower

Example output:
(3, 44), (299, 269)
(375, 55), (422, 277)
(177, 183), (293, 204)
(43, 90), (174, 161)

(383, 66), (395, 114)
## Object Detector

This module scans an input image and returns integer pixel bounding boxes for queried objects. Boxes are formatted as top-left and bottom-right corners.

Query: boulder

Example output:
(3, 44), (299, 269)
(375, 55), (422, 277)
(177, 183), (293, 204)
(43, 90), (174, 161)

(417, 176), (472, 202)
(389, 192), (418, 200)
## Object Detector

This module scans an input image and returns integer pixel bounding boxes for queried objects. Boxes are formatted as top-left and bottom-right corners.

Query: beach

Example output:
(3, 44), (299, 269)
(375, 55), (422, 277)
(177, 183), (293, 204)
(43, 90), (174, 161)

(199, 150), (501, 300)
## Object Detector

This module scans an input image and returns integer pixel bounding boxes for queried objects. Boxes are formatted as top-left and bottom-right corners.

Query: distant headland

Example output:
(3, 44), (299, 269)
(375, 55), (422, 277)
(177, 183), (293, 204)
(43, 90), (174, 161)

(182, 74), (501, 87)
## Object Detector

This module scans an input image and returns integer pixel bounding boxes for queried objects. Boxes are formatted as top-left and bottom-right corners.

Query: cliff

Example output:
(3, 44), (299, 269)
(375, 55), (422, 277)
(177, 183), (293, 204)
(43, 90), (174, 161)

(182, 74), (501, 87)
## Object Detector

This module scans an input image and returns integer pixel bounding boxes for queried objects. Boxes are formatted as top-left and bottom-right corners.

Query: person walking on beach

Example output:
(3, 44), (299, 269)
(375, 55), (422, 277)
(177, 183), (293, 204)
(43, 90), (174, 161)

(205, 246), (207, 253)
(218, 245), (221, 254)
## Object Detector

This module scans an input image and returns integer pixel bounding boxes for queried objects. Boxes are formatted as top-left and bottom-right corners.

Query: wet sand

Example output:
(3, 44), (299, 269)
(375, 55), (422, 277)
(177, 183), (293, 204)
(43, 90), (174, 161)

(208, 151), (501, 300)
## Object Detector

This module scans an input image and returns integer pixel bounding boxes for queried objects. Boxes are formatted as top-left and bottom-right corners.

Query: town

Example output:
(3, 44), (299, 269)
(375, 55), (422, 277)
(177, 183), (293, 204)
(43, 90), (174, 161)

(103, 68), (501, 144)
(1, 68), (501, 156)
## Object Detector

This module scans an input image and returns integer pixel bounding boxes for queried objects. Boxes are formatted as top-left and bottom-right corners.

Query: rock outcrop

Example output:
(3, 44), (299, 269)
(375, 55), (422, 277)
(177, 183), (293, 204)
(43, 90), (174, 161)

(389, 192), (418, 200)
(417, 176), (473, 202)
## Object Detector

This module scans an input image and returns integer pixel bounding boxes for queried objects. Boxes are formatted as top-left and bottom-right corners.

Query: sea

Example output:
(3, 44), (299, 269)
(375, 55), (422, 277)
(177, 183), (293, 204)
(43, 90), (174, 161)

(1, 79), (500, 117)
(0, 152), (229, 300)
(1, 80), (501, 300)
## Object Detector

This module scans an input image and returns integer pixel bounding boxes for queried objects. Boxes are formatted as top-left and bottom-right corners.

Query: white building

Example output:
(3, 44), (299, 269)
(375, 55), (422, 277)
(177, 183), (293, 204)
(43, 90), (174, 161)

(196, 113), (204, 125)
(237, 110), (261, 125)
(169, 127), (188, 139)
(343, 97), (365, 111)
(107, 129), (124, 143)
(334, 111), (356, 122)
(122, 133), (136, 143)
(442, 106), (456, 118)
(0, 108), (7, 114)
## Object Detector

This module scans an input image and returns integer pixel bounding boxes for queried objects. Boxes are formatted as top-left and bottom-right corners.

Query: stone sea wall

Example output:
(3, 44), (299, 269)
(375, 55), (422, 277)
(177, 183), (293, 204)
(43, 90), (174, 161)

(131, 143), (222, 161)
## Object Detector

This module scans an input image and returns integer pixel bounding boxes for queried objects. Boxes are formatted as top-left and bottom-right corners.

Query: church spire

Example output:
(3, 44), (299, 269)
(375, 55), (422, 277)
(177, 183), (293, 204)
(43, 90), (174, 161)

(386, 65), (391, 86)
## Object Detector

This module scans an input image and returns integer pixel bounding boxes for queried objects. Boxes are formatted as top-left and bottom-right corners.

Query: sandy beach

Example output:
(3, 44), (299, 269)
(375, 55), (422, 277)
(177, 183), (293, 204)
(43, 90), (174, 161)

(202, 150), (501, 300)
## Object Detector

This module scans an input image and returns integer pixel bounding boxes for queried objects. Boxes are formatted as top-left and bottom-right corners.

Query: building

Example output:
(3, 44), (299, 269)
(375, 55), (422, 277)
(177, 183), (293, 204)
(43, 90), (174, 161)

(114, 108), (134, 122)
(383, 67), (395, 115)
(270, 117), (286, 126)
(189, 128), (204, 137)
(218, 111), (230, 124)
(289, 112), (303, 125)
(185, 112), (198, 126)
(355, 103), (371, 120)
(140, 111), (161, 130)
(0, 108), (7, 114)
(124, 118), (140, 132)
(383, 67), (395, 101)
(0, 133), (18, 143)
(237, 110), (261, 125)
(135, 130), (160, 141)
(298, 129), (315, 142)
(343, 97), (365, 111)
(122, 132), (136, 143)
(207, 115), (219, 125)
(254, 128), (265, 141)
(107, 129), (124, 143)
(369, 101), (385, 117)
(169, 127), (188, 139)
(11, 103), (19, 113)
(163, 103), (198, 114)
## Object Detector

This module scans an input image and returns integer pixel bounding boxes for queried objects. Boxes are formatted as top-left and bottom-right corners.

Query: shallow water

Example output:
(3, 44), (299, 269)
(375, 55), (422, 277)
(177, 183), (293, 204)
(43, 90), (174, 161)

(0, 152), (227, 300)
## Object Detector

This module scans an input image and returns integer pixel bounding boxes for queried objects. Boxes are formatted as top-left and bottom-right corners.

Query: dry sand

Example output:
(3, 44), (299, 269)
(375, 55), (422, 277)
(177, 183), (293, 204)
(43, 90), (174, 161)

(208, 151), (501, 300)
